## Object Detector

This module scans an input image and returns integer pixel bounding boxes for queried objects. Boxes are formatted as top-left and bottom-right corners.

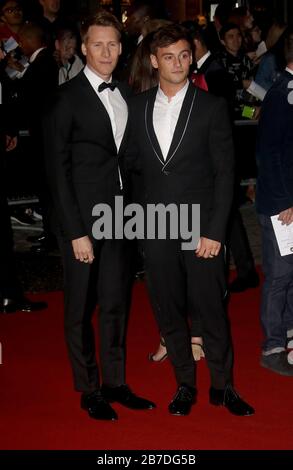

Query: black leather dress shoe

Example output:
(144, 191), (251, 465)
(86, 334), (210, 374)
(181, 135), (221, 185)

(81, 390), (117, 421)
(0, 297), (48, 314)
(27, 232), (46, 243)
(101, 384), (156, 410)
(168, 384), (196, 416)
(229, 271), (260, 293)
(30, 237), (58, 254)
(209, 385), (255, 416)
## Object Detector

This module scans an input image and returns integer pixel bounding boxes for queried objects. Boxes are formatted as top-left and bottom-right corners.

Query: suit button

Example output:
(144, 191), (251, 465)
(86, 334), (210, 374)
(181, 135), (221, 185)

(163, 170), (170, 176)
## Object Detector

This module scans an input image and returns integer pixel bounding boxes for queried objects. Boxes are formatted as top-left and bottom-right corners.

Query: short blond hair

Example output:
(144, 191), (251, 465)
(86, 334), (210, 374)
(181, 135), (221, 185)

(80, 10), (123, 43)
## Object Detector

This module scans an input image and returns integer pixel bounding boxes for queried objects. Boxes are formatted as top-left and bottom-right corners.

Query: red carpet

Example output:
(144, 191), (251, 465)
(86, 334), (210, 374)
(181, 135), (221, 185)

(1, 280), (293, 450)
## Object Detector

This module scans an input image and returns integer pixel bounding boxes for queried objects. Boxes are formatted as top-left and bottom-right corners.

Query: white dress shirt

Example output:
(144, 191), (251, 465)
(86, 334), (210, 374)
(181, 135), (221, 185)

(29, 47), (46, 64)
(58, 55), (84, 85)
(196, 50), (211, 70)
(153, 80), (189, 160)
(83, 65), (128, 152)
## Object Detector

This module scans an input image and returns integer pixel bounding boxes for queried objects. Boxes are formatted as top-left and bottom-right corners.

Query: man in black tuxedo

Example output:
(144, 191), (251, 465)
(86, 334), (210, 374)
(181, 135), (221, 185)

(0, 47), (47, 313)
(16, 22), (59, 251)
(44, 11), (155, 421)
(127, 24), (254, 417)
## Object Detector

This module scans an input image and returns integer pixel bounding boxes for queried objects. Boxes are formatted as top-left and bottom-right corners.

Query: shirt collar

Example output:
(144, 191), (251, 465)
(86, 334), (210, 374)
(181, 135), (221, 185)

(83, 65), (112, 90)
(29, 47), (46, 63)
(285, 66), (293, 76)
(157, 79), (189, 104)
(197, 50), (211, 70)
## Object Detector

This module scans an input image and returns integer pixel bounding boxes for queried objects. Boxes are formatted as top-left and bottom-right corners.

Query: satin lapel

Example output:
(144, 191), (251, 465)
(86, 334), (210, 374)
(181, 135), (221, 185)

(79, 72), (116, 151)
(145, 86), (165, 166)
(163, 83), (197, 169)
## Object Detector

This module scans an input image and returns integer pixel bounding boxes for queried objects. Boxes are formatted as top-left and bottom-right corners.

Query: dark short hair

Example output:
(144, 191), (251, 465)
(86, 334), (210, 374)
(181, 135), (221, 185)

(55, 27), (77, 43)
(150, 23), (192, 55)
(181, 21), (211, 50)
(129, 0), (167, 20)
(19, 22), (46, 45)
(219, 22), (241, 40)
(80, 10), (123, 43)
(0, 0), (22, 15)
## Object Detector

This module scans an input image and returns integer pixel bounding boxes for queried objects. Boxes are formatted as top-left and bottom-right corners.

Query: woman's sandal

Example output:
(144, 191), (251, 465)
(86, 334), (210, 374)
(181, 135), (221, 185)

(191, 340), (205, 362)
(148, 337), (168, 363)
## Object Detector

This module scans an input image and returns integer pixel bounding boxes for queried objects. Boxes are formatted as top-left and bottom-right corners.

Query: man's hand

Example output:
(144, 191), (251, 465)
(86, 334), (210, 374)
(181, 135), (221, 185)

(242, 79), (252, 90)
(6, 53), (25, 72)
(278, 208), (293, 226)
(195, 237), (221, 259)
(6, 136), (17, 152)
(72, 236), (94, 264)
(253, 106), (261, 120)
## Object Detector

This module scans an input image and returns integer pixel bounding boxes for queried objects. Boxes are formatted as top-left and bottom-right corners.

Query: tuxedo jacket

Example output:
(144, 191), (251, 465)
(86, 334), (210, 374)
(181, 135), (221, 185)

(16, 48), (59, 133)
(197, 54), (233, 101)
(127, 82), (234, 243)
(44, 71), (131, 241)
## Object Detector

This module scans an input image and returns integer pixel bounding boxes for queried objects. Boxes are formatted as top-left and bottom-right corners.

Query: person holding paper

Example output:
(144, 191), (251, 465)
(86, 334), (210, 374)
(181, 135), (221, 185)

(256, 29), (293, 376)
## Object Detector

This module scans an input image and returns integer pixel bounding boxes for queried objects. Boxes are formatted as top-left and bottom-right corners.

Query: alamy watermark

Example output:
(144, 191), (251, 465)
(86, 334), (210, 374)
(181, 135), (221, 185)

(92, 196), (200, 250)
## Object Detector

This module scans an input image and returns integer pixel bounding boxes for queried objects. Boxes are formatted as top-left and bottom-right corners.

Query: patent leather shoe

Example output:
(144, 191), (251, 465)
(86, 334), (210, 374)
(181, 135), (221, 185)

(168, 384), (196, 416)
(81, 390), (117, 421)
(101, 384), (156, 410)
(30, 236), (58, 254)
(27, 232), (46, 243)
(209, 385), (255, 416)
(0, 297), (48, 314)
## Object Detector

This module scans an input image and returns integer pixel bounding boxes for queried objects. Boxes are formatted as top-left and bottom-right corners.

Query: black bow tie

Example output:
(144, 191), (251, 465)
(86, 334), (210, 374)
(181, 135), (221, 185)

(98, 81), (118, 92)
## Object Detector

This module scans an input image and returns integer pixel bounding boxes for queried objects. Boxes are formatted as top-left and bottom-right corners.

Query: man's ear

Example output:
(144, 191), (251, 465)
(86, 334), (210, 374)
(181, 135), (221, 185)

(81, 42), (87, 57)
(189, 52), (193, 65)
(119, 42), (122, 56)
(55, 39), (59, 51)
(150, 54), (158, 69)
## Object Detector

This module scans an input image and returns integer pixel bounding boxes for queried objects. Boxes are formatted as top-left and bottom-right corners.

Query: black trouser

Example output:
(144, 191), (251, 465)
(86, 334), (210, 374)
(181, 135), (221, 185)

(144, 239), (233, 389)
(58, 237), (133, 393)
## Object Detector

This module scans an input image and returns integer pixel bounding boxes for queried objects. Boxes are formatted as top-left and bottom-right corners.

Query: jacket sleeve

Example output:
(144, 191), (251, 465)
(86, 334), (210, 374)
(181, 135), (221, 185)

(43, 91), (87, 241)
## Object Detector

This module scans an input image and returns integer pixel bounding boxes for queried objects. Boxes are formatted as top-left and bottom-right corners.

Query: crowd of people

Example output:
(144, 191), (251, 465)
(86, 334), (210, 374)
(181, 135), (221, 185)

(1, 0), (293, 420)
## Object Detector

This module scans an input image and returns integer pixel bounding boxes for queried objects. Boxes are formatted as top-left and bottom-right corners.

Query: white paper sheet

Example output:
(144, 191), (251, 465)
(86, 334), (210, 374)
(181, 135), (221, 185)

(271, 215), (293, 256)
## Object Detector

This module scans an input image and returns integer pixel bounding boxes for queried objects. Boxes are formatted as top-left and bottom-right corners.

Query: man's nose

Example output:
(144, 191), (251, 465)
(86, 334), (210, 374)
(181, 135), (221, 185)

(173, 56), (181, 67)
(102, 46), (110, 57)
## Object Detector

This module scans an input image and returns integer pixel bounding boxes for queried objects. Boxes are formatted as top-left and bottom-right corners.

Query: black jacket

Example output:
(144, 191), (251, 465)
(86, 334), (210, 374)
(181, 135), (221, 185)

(127, 82), (234, 242)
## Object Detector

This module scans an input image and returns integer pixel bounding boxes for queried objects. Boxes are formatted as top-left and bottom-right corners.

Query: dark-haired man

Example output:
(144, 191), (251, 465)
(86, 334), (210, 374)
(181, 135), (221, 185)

(128, 23), (254, 417)
(44, 11), (155, 421)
